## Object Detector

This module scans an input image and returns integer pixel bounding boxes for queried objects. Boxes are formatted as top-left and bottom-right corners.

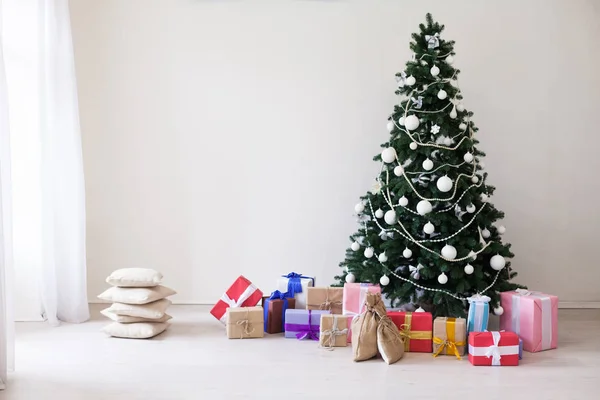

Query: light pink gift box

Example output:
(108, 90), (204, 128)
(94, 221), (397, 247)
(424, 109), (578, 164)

(342, 283), (381, 344)
(499, 289), (558, 353)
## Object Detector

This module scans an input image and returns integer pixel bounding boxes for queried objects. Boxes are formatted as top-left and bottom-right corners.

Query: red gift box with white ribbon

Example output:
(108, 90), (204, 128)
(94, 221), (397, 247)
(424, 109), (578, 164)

(468, 331), (520, 366)
(210, 275), (263, 324)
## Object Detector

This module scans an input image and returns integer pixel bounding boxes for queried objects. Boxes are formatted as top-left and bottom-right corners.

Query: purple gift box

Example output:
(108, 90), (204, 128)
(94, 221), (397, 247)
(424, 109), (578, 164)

(284, 309), (330, 340)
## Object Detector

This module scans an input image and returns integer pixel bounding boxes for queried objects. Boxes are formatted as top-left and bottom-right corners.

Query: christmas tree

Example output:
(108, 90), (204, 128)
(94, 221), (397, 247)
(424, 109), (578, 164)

(337, 14), (523, 317)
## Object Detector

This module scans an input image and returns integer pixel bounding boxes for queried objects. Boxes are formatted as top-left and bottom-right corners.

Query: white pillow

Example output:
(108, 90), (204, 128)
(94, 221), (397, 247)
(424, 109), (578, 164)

(102, 322), (169, 339)
(105, 299), (171, 319)
(106, 268), (163, 288)
(101, 308), (172, 323)
(97, 285), (176, 305)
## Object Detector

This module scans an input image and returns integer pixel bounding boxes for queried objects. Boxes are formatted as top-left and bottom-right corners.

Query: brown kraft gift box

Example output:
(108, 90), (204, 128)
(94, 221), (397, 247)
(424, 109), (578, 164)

(306, 287), (343, 314)
(261, 296), (296, 334)
(432, 317), (466, 358)
(226, 306), (264, 339)
(319, 314), (348, 348)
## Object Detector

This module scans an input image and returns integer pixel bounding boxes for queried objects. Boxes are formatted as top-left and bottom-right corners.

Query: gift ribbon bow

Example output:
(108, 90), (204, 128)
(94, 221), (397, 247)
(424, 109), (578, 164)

(409, 264), (424, 280)
(320, 315), (348, 350)
(319, 288), (342, 312)
(398, 313), (433, 351)
(484, 331), (503, 365)
(283, 272), (315, 296)
(467, 294), (491, 303)
(296, 310), (319, 341)
(433, 318), (465, 360)
(235, 310), (255, 339)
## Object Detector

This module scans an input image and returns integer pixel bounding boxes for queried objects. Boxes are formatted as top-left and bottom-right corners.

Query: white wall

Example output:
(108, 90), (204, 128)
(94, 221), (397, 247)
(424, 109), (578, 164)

(70, 0), (600, 304)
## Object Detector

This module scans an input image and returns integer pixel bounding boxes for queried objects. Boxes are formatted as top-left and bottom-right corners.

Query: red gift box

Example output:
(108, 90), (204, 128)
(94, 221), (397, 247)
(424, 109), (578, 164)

(468, 331), (520, 366)
(210, 275), (263, 324)
(387, 311), (433, 353)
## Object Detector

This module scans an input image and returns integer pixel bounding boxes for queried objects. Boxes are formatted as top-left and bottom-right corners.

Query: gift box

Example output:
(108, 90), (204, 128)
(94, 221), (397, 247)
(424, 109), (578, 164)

(284, 309), (330, 340)
(467, 294), (490, 334)
(261, 291), (296, 334)
(342, 283), (381, 316)
(433, 317), (466, 359)
(276, 272), (315, 309)
(319, 314), (348, 348)
(387, 311), (433, 353)
(306, 287), (343, 314)
(225, 306), (264, 339)
(468, 331), (520, 366)
(210, 275), (263, 323)
(499, 289), (558, 352)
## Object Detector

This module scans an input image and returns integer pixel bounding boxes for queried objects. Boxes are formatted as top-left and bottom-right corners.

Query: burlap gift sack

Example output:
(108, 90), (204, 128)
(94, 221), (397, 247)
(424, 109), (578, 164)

(352, 292), (405, 364)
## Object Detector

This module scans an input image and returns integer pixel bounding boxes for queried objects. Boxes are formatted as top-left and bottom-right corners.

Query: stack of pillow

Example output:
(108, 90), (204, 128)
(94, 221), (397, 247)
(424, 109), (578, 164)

(99, 268), (175, 339)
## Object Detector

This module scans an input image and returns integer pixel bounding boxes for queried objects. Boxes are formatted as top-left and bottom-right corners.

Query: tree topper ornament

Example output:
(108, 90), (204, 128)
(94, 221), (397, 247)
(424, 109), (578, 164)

(425, 32), (440, 49)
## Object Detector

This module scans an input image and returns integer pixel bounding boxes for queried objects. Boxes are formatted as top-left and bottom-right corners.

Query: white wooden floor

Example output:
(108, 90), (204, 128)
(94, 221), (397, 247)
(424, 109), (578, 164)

(1, 305), (599, 400)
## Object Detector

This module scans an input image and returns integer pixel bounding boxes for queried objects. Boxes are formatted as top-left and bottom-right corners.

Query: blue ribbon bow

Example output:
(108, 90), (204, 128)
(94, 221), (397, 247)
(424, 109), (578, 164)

(264, 290), (293, 332)
(282, 272), (315, 296)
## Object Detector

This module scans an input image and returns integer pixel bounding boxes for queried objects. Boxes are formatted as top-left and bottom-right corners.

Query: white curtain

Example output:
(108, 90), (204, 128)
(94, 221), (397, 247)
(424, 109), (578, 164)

(0, 0), (88, 386)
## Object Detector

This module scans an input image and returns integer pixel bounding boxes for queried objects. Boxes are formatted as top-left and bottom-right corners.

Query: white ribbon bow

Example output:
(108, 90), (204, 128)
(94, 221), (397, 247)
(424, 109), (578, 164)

(411, 96), (424, 109)
(467, 294), (491, 303)
(425, 33), (440, 49)
(396, 71), (408, 87)
(515, 288), (536, 296)
(484, 331), (503, 366)
(409, 264), (424, 280)
(379, 229), (394, 241)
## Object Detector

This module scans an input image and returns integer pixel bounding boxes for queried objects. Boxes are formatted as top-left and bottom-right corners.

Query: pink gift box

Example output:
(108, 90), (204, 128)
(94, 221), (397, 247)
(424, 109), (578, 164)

(499, 289), (558, 353)
(342, 283), (381, 316)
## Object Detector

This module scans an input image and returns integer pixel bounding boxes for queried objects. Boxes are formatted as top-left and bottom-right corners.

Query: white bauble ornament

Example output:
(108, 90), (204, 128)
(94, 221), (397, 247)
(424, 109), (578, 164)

(450, 106), (458, 119)
(472, 176), (479, 183)
(394, 165), (404, 176)
(437, 272), (448, 284)
(459, 123), (467, 130)
(345, 272), (356, 283)
(441, 244), (457, 260)
(469, 250), (477, 260)
(404, 115), (420, 131)
(480, 193), (489, 203)
(381, 147), (397, 164)
(422, 158), (434, 171)
(351, 241), (360, 251)
(423, 221), (435, 234)
(409, 142), (418, 150)
(379, 275), (390, 286)
(437, 90), (448, 100)
(497, 225), (506, 234)
(403, 248), (413, 258)
(494, 306), (504, 316)
(387, 121), (395, 132)
(464, 264), (474, 275)
(384, 210), (397, 225)
(445, 55), (454, 65)
(378, 252), (388, 262)
(466, 204), (476, 213)
(464, 152), (474, 163)
(406, 76), (416, 86)
(398, 196), (409, 207)
(416, 200), (433, 215)
(443, 137), (453, 146)
(490, 254), (506, 270)
(430, 65), (440, 77)
(355, 202), (365, 213)
(456, 103), (465, 112)
(399, 116), (405, 126)
(364, 247), (374, 258)
(482, 228), (491, 238)
(436, 175), (453, 192)
(375, 208), (384, 219)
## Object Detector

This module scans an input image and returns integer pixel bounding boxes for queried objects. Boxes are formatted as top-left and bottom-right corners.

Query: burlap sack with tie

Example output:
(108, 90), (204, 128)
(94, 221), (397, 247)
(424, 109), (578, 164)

(352, 292), (404, 364)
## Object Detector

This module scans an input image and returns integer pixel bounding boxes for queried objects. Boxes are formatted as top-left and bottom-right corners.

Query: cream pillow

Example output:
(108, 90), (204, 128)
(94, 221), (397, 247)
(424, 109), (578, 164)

(98, 285), (176, 305)
(101, 308), (172, 323)
(106, 268), (163, 288)
(102, 322), (169, 339)
(105, 299), (171, 319)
